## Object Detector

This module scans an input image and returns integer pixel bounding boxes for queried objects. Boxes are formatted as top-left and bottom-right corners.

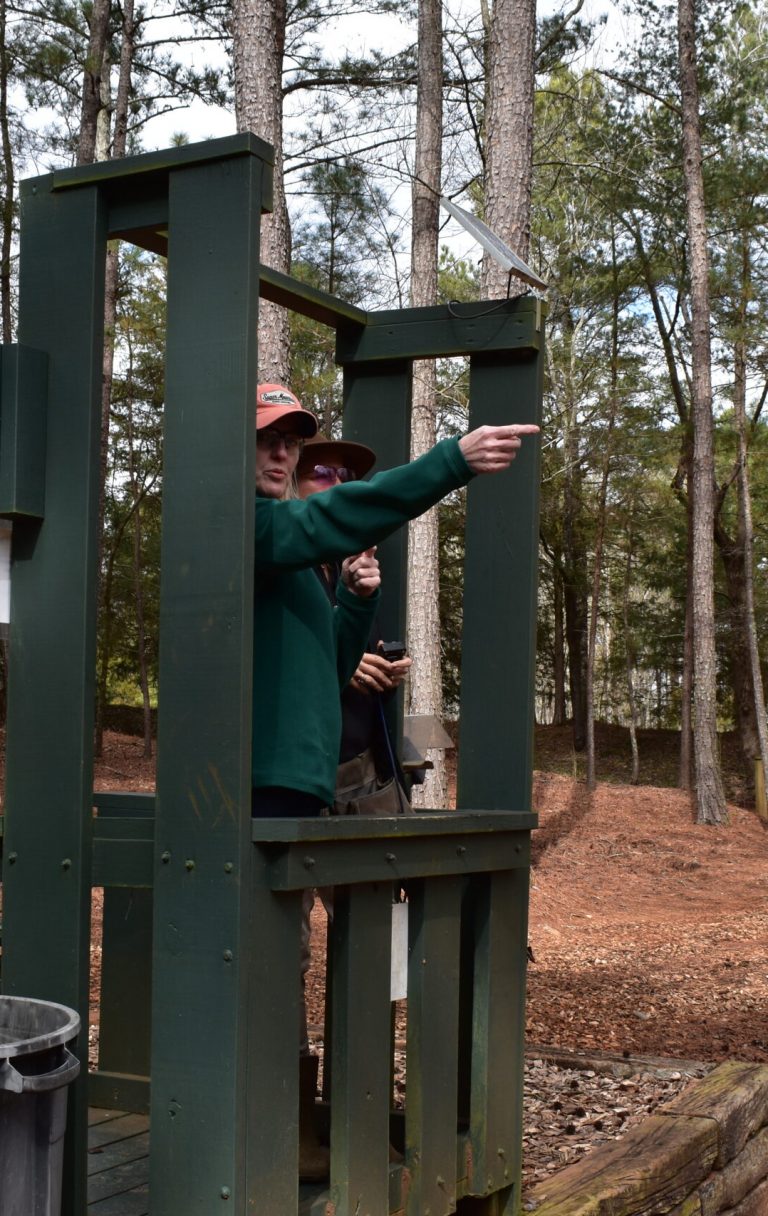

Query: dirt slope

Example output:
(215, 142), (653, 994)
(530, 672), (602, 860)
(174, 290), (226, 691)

(527, 772), (768, 1063)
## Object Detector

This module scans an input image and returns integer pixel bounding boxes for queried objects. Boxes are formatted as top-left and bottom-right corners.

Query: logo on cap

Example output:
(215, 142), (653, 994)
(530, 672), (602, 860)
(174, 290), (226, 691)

(261, 388), (298, 406)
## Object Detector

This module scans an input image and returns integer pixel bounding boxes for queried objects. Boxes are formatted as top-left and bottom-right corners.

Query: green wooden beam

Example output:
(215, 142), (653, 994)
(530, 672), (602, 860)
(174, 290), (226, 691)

(259, 830), (531, 890)
(50, 132), (274, 194)
(337, 298), (543, 364)
(252, 811), (536, 843)
(259, 263), (368, 328)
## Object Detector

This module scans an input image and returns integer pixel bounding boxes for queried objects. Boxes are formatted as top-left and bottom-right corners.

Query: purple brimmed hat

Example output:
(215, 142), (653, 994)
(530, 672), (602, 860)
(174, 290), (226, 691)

(297, 431), (376, 480)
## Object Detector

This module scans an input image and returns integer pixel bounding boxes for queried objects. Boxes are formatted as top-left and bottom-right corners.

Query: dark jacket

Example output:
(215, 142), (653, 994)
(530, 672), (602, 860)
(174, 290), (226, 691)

(252, 437), (473, 804)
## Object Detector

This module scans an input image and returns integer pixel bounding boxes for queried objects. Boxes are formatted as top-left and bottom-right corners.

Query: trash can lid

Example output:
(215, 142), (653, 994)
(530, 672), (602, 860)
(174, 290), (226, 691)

(0, 997), (80, 1058)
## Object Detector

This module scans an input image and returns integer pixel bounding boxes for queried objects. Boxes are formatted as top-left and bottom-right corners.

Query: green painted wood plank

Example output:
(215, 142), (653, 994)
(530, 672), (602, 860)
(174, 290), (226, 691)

(3, 173), (108, 1216)
(88, 1074), (150, 1116)
(457, 353), (543, 814)
(336, 300), (543, 364)
(50, 132), (273, 193)
(329, 882), (394, 1216)
(92, 839), (154, 888)
(342, 360), (412, 752)
(252, 811), (537, 842)
(97, 885), (152, 1084)
(89, 1108), (129, 1127)
(93, 794), (155, 817)
(259, 263), (367, 328)
(95, 818), (155, 840)
(88, 1113), (149, 1148)
(149, 149), (266, 1215)
(87, 1132), (149, 1178)
(88, 1157), (149, 1203)
(245, 854), (303, 1214)
(406, 876), (462, 1216)
(261, 832), (531, 891)
(0, 344), (48, 518)
(88, 1184), (149, 1216)
(466, 870), (529, 1203)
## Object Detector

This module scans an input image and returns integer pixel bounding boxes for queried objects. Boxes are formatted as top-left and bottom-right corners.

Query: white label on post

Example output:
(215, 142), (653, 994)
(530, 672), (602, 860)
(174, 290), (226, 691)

(0, 523), (12, 626)
(390, 901), (408, 1001)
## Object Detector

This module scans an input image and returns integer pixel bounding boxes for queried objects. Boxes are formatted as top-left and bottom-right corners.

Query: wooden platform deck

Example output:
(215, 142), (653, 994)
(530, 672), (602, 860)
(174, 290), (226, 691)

(88, 1109), (149, 1215)
(86, 1108), (335, 1215)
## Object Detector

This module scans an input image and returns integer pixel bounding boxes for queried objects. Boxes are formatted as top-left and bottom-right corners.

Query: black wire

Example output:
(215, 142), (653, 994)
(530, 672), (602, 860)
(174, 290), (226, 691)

(446, 297), (518, 319)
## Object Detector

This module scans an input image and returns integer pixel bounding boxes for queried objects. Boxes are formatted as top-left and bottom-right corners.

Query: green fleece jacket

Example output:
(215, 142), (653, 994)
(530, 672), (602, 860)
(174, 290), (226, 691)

(252, 436), (474, 804)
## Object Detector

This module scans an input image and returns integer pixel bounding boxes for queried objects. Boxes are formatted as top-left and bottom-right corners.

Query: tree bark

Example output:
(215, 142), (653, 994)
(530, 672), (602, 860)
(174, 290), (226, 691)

(0, 0), (14, 341)
(678, 0), (727, 824)
(480, 0), (536, 298)
(679, 532), (694, 789)
(716, 253), (768, 800)
(125, 385), (153, 758)
(233, 0), (291, 382)
(93, 0), (135, 756)
(586, 236), (619, 789)
(562, 391), (588, 751)
(408, 0), (446, 808)
(553, 546), (566, 726)
(731, 254), (768, 800)
(77, 0), (111, 166)
(622, 543), (640, 785)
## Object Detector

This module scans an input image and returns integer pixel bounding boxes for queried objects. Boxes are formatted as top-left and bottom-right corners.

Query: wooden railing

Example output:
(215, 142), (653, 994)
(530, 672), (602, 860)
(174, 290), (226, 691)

(87, 797), (534, 1215)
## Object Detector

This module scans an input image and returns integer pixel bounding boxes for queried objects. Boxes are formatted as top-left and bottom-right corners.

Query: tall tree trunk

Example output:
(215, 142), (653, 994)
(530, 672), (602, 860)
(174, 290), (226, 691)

(586, 237), (619, 789)
(679, 538), (694, 788)
(631, 228), (695, 786)
(715, 519), (759, 764)
(0, 0), (14, 341)
(562, 394), (588, 751)
(678, 0), (727, 824)
(94, 0), (135, 755)
(622, 543), (640, 785)
(125, 389), (153, 759)
(552, 546), (566, 726)
(408, 0), (445, 808)
(77, 0), (111, 165)
(233, 0), (291, 382)
(723, 247), (768, 806)
(480, 0), (536, 298)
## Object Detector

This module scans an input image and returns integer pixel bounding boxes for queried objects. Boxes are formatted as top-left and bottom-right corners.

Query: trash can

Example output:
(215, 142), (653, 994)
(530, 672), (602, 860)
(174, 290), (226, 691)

(0, 995), (81, 1216)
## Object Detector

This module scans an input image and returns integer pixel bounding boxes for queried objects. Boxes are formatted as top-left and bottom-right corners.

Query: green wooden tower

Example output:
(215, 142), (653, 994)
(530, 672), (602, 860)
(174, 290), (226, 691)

(0, 136), (543, 1216)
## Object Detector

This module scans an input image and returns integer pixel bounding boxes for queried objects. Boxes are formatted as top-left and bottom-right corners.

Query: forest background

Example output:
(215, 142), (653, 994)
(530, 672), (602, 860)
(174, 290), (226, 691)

(0, 0), (766, 826)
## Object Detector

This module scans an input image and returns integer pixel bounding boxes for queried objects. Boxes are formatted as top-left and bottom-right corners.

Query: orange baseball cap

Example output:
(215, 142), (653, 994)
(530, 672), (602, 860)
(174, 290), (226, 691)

(256, 383), (318, 437)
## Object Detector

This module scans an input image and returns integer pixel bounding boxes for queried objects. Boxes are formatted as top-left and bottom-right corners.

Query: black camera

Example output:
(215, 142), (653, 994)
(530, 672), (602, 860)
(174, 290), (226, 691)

(380, 640), (407, 663)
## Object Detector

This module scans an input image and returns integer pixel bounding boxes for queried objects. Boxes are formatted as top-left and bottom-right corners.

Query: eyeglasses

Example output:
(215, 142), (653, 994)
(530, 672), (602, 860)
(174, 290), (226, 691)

(257, 427), (304, 453)
(302, 464), (357, 484)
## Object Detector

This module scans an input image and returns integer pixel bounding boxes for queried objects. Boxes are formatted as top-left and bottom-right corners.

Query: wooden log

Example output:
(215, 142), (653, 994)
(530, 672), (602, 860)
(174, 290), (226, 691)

(699, 1128), (768, 1215)
(666, 1196), (702, 1216)
(528, 1113), (717, 1216)
(660, 1063), (768, 1169)
(721, 1174), (768, 1216)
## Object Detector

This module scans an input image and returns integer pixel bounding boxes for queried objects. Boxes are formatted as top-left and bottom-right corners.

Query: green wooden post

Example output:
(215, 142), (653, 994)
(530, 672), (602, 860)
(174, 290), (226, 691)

(329, 881), (394, 1216)
(457, 337), (543, 814)
(149, 147), (270, 1214)
(341, 358), (412, 647)
(406, 875), (462, 1216)
(1, 176), (108, 1216)
(92, 794), (154, 1115)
